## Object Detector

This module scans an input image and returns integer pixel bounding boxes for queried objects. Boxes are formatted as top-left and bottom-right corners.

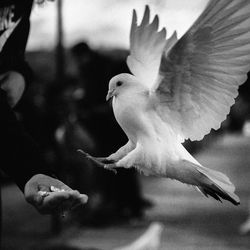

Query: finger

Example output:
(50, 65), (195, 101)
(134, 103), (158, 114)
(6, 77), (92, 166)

(42, 191), (71, 210)
(48, 192), (80, 216)
(42, 190), (81, 209)
(70, 194), (88, 210)
(36, 190), (88, 214)
(54, 199), (72, 218)
(25, 183), (46, 207)
(26, 192), (44, 207)
(59, 190), (82, 210)
(55, 192), (88, 213)
(36, 194), (68, 215)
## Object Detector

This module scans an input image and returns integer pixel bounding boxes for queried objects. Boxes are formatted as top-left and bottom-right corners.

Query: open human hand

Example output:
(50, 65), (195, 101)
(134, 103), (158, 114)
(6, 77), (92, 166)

(24, 174), (88, 215)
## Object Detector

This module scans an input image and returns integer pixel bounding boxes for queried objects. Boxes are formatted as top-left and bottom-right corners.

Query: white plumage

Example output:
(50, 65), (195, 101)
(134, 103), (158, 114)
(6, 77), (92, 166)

(80, 0), (250, 205)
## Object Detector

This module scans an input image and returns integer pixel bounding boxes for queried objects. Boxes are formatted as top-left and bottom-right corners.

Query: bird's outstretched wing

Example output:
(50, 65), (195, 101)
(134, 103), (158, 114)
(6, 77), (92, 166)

(127, 6), (177, 89)
(155, 0), (250, 141)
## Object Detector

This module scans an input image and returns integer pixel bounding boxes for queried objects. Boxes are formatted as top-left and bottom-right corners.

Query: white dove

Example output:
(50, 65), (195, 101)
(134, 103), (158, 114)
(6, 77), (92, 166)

(79, 0), (250, 205)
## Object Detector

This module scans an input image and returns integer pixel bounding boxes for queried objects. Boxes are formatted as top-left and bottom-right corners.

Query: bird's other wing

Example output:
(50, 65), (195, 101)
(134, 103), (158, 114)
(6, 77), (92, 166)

(155, 0), (250, 141)
(127, 5), (177, 89)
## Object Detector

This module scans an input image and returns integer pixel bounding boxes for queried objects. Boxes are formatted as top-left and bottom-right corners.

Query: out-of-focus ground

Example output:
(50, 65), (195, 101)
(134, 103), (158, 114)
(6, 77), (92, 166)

(2, 132), (250, 250)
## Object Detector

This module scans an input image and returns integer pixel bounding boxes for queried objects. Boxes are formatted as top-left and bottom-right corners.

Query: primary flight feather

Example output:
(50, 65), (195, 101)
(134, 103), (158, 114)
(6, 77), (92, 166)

(80, 0), (250, 205)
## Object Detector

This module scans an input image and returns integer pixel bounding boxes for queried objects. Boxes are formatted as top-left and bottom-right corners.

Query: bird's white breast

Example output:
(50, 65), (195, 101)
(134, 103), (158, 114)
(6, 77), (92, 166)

(112, 89), (199, 178)
(112, 91), (151, 143)
(112, 90), (179, 151)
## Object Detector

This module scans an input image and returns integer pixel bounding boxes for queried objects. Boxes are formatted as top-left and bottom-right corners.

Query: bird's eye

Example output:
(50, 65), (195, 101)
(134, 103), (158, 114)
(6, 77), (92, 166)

(116, 81), (123, 87)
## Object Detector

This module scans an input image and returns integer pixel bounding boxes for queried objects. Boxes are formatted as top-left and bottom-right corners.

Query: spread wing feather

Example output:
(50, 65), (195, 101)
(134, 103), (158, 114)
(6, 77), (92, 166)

(155, 0), (250, 141)
(127, 6), (177, 89)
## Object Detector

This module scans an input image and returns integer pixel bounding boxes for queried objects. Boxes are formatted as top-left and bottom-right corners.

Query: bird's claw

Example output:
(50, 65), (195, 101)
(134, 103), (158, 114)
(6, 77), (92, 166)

(104, 164), (117, 174)
(77, 149), (102, 165)
(77, 149), (117, 173)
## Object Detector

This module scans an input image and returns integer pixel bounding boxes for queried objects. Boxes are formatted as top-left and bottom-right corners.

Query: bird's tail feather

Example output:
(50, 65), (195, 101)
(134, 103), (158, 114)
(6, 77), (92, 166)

(181, 160), (240, 205)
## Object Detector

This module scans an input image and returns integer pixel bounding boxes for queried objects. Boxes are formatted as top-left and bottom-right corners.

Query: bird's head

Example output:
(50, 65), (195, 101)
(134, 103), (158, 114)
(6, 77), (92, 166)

(106, 73), (141, 101)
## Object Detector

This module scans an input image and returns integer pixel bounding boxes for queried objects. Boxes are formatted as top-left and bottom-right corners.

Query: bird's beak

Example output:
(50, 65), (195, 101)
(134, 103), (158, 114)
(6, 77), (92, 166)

(106, 89), (115, 101)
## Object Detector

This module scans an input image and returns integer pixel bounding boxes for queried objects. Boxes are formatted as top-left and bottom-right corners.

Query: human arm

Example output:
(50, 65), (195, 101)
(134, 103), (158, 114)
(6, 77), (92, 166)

(0, 84), (88, 214)
(0, 1), (88, 214)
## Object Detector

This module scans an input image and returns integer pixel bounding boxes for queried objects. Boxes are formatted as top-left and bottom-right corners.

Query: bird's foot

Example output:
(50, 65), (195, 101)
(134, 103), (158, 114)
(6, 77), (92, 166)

(104, 163), (117, 174)
(77, 149), (117, 173)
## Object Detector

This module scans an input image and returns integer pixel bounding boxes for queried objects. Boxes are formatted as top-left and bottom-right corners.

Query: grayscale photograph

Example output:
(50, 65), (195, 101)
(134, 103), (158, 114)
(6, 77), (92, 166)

(0, 0), (250, 249)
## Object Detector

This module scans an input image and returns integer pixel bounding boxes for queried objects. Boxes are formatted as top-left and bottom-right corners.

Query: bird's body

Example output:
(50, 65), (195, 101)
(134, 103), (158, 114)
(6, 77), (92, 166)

(111, 74), (236, 198)
(112, 76), (184, 176)
(112, 75), (151, 144)
(80, 0), (250, 205)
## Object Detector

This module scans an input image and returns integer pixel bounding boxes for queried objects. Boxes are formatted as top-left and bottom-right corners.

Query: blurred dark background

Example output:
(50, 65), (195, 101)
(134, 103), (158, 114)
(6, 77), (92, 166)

(16, 42), (153, 226)
(1, 0), (250, 249)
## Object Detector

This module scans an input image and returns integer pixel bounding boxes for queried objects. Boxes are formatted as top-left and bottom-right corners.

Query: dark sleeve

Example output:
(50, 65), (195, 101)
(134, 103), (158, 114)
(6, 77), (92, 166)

(0, 1), (56, 191)
(0, 0), (33, 86)
(0, 89), (55, 192)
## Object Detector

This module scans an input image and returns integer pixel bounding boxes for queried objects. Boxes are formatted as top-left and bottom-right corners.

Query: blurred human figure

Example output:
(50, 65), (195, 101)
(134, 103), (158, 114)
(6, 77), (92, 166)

(0, 0), (87, 215)
(44, 76), (96, 200)
(69, 42), (152, 224)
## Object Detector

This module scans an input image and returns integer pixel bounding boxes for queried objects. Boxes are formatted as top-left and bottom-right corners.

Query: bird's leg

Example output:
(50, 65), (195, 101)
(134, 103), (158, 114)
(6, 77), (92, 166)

(99, 141), (135, 174)
(78, 149), (117, 173)
(116, 142), (143, 168)
(106, 140), (135, 162)
(78, 141), (135, 173)
(103, 163), (118, 174)
(77, 149), (115, 165)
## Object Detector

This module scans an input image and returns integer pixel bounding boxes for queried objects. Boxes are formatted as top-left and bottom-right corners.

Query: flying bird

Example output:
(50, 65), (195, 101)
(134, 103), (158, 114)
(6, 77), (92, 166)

(79, 0), (250, 205)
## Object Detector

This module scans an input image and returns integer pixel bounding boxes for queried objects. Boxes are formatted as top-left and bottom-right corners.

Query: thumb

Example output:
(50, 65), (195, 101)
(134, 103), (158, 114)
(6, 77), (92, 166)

(24, 180), (44, 207)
